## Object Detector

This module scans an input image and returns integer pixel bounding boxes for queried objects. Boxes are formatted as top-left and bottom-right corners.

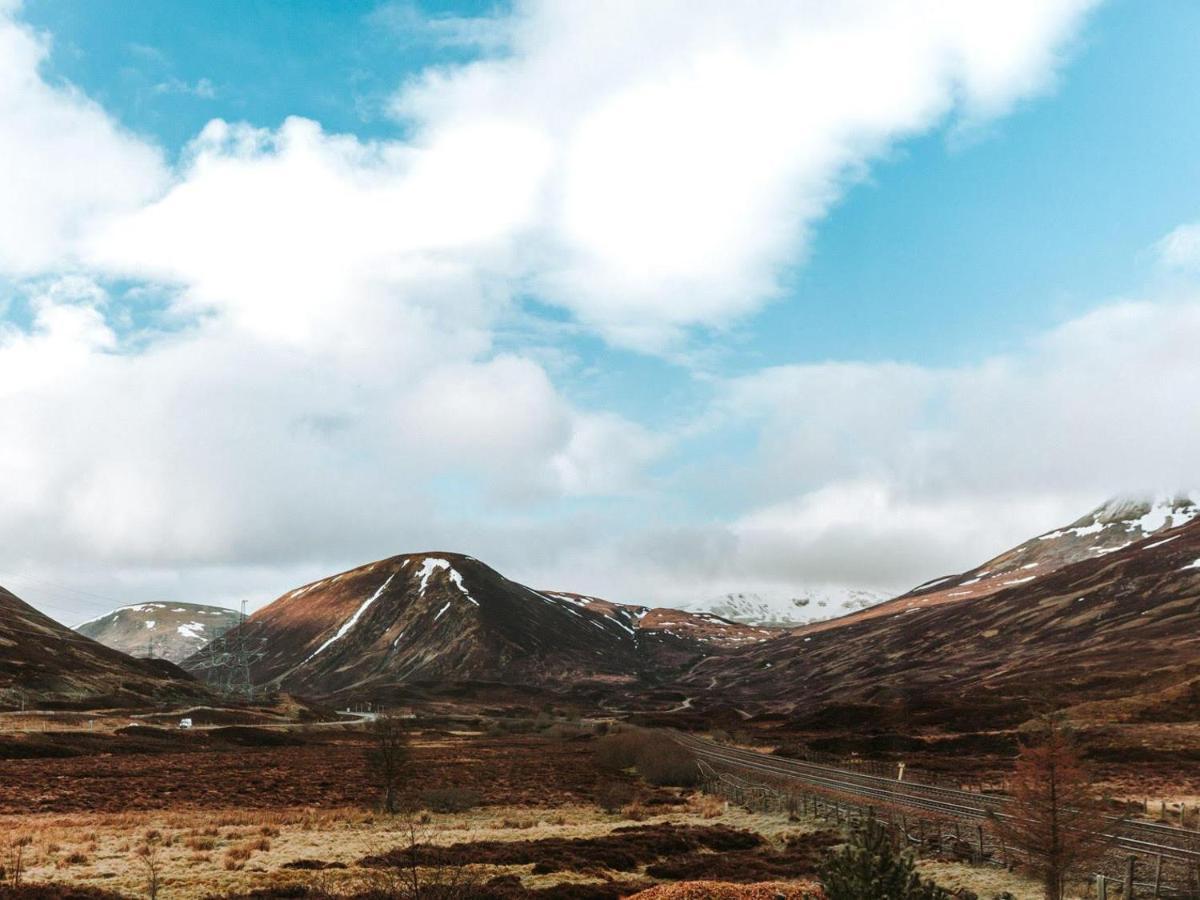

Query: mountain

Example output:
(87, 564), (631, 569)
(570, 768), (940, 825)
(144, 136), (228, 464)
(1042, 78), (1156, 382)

(799, 492), (1199, 635)
(0, 585), (205, 708)
(682, 502), (1200, 731)
(672, 588), (888, 627)
(182, 553), (769, 699)
(76, 602), (241, 663)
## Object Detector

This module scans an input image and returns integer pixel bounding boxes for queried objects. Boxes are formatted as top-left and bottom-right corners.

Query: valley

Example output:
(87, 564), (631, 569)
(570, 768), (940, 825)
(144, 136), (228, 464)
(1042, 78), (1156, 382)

(3, 494), (1200, 898)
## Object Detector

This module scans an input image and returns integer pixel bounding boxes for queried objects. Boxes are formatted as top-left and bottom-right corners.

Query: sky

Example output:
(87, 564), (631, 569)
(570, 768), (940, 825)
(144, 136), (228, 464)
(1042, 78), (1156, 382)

(3, 0), (1200, 624)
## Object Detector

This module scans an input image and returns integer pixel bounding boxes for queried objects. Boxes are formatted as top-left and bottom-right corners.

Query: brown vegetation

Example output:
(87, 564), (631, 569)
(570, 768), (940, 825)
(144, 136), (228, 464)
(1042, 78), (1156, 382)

(628, 883), (825, 899)
(360, 822), (763, 874)
(593, 729), (698, 787)
(993, 717), (1107, 900)
(0, 732), (664, 815)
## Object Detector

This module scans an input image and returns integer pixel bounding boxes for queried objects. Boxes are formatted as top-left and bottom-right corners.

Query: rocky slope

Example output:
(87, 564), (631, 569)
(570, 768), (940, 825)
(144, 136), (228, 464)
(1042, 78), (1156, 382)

(76, 602), (241, 663)
(682, 509), (1200, 730)
(182, 553), (768, 698)
(0, 585), (205, 708)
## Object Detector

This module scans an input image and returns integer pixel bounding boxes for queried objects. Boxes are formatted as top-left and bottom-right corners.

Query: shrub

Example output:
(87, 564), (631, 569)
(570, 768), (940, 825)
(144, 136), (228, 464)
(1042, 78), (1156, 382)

(420, 787), (481, 813)
(596, 779), (636, 813)
(820, 815), (950, 900)
(594, 731), (643, 771)
(593, 728), (699, 786)
(225, 845), (253, 863)
(636, 739), (699, 787)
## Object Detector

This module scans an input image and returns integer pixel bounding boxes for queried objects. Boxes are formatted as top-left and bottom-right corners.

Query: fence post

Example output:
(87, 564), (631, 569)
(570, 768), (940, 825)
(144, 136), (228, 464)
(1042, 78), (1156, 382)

(1153, 854), (1162, 898)
(976, 824), (985, 862)
(1097, 874), (1107, 900)
(1124, 855), (1135, 899)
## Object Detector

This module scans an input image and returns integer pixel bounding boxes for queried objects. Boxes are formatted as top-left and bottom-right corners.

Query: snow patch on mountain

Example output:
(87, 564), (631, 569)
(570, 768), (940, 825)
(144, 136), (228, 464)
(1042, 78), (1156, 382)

(304, 573), (396, 663)
(673, 588), (888, 627)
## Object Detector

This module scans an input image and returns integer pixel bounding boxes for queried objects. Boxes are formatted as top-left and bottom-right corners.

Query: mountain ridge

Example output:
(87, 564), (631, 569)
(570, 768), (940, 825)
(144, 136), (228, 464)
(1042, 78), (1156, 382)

(182, 552), (770, 699)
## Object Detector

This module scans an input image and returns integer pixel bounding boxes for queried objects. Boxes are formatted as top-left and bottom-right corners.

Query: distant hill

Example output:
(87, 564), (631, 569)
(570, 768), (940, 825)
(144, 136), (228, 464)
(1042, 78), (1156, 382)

(798, 492), (1199, 634)
(181, 553), (769, 699)
(77, 602), (241, 663)
(680, 496), (1200, 730)
(0, 585), (205, 708)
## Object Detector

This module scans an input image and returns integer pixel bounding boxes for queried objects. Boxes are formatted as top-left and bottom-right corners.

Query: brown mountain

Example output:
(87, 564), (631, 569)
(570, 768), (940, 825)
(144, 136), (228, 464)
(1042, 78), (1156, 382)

(681, 512), (1200, 731)
(77, 602), (241, 663)
(0, 585), (205, 708)
(798, 492), (1198, 636)
(182, 552), (767, 699)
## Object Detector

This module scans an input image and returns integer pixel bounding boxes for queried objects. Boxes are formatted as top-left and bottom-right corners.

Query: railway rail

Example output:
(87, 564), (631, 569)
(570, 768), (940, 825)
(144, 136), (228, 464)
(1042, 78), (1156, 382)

(672, 731), (1200, 871)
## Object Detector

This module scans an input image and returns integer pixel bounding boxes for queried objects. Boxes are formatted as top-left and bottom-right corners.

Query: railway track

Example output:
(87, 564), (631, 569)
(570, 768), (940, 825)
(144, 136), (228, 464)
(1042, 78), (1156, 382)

(673, 732), (1200, 867)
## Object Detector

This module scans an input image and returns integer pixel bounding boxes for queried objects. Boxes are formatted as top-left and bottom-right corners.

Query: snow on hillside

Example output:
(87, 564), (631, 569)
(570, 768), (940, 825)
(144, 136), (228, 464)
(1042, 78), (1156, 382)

(1039, 492), (1198, 545)
(76, 601), (240, 663)
(673, 588), (888, 627)
(890, 491), (1200, 608)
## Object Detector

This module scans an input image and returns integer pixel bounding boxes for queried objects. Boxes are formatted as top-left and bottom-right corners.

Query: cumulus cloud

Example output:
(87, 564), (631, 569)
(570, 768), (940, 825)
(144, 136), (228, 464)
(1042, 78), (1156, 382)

(0, 1), (1110, 615)
(393, 0), (1097, 347)
(690, 297), (1200, 592)
(0, 9), (168, 273)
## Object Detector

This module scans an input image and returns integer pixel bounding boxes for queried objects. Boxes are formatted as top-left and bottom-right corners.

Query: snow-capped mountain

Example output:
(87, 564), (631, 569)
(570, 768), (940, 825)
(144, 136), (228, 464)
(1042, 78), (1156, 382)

(682, 505), (1200, 730)
(800, 491), (1200, 634)
(673, 588), (888, 627)
(181, 552), (769, 698)
(2, 586), (205, 706)
(77, 602), (241, 663)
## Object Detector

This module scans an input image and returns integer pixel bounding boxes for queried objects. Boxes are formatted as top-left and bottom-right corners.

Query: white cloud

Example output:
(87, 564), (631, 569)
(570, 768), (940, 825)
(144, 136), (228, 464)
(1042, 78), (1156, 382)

(0, 9), (167, 273)
(1157, 223), (1200, 271)
(394, 0), (1097, 348)
(153, 77), (217, 99)
(0, 1), (1110, 617)
(694, 296), (1200, 591)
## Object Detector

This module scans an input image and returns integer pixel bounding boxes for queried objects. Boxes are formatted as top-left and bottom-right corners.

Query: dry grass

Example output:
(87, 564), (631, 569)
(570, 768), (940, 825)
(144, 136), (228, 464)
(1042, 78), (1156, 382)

(915, 858), (1048, 900)
(3, 800), (809, 899)
(0, 779), (1056, 900)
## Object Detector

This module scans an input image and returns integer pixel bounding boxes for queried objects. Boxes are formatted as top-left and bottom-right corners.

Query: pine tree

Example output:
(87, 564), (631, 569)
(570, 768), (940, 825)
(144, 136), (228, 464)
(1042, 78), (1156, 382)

(993, 713), (1105, 900)
(820, 814), (950, 900)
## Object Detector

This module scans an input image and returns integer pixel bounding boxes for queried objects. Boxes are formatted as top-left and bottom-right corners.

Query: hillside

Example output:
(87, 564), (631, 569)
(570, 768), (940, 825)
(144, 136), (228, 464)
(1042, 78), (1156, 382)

(682, 513), (1200, 731)
(797, 492), (1198, 635)
(182, 553), (767, 699)
(77, 602), (241, 663)
(0, 585), (206, 708)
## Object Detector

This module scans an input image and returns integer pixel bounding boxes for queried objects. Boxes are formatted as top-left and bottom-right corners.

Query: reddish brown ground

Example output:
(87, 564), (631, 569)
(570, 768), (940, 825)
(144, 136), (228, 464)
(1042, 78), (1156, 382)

(0, 731), (667, 815)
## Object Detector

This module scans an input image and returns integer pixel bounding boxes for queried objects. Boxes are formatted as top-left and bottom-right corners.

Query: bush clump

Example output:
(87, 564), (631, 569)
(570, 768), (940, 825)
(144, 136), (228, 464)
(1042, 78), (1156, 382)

(820, 815), (950, 900)
(420, 787), (482, 813)
(596, 779), (636, 813)
(593, 728), (698, 787)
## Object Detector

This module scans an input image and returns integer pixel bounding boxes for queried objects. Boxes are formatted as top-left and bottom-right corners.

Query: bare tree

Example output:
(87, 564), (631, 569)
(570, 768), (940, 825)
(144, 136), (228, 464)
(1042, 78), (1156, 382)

(360, 817), (482, 898)
(367, 712), (412, 814)
(994, 714), (1107, 900)
(134, 831), (163, 899)
(4, 834), (32, 887)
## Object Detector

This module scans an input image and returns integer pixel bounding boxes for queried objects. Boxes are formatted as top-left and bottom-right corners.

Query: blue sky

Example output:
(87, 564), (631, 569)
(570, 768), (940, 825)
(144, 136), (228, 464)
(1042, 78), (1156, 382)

(3, 0), (1200, 621)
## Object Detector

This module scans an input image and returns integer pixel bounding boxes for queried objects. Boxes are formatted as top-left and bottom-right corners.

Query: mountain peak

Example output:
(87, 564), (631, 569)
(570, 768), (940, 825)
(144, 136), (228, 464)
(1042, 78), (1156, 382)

(1064, 492), (1199, 533)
